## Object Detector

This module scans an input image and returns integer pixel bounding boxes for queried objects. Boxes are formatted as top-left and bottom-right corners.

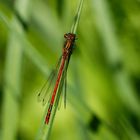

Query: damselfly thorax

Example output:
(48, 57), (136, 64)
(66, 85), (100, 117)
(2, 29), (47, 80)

(63, 33), (76, 58)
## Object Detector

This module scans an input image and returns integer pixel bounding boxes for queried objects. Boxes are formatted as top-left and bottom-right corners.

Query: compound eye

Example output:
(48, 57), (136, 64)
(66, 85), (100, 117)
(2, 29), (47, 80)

(64, 34), (68, 39)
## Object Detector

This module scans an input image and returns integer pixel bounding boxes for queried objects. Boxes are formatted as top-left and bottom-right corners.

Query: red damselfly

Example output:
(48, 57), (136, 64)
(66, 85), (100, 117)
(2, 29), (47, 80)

(38, 0), (83, 125)
(38, 33), (76, 124)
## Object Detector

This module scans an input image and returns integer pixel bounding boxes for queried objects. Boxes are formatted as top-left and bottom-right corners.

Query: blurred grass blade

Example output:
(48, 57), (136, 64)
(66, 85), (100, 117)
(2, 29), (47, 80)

(91, 0), (140, 114)
(0, 11), (50, 77)
(1, 17), (23, 140)
(1, 0), (31, 139)
(71, 0), (84, 34)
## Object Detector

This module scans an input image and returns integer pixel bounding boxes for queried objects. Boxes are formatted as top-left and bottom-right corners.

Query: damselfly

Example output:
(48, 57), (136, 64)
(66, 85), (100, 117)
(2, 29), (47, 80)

(37, 0), (84, 125)
(38, 33), (76, 124)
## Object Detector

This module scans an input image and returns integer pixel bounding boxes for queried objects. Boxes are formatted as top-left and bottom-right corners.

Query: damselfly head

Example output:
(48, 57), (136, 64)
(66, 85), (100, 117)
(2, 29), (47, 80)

(64, 33), (76, 41)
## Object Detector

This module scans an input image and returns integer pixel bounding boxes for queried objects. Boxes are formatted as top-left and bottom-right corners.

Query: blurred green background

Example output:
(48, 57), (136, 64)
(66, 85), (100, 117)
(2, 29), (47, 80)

(0, 0), (140, 140)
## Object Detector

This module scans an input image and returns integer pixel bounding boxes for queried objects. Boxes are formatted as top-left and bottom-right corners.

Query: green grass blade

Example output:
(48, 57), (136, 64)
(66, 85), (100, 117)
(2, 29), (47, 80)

(0, 11), (50, 76)
(1, 17), (23, 140)
(91, 0), (140, 115)
(71, 0), (84, 34)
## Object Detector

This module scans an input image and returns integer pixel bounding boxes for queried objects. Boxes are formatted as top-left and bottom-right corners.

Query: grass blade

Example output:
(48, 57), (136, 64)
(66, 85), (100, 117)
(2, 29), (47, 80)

(1, 17), (23, 140)
(71, 0), (84, 34)
(36, 1), (84, 139)
(91, 0), (140, 114)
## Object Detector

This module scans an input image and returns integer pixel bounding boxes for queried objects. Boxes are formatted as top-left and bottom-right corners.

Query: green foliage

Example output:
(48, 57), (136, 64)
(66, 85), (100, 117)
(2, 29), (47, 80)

(0, 0), (140, 140)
